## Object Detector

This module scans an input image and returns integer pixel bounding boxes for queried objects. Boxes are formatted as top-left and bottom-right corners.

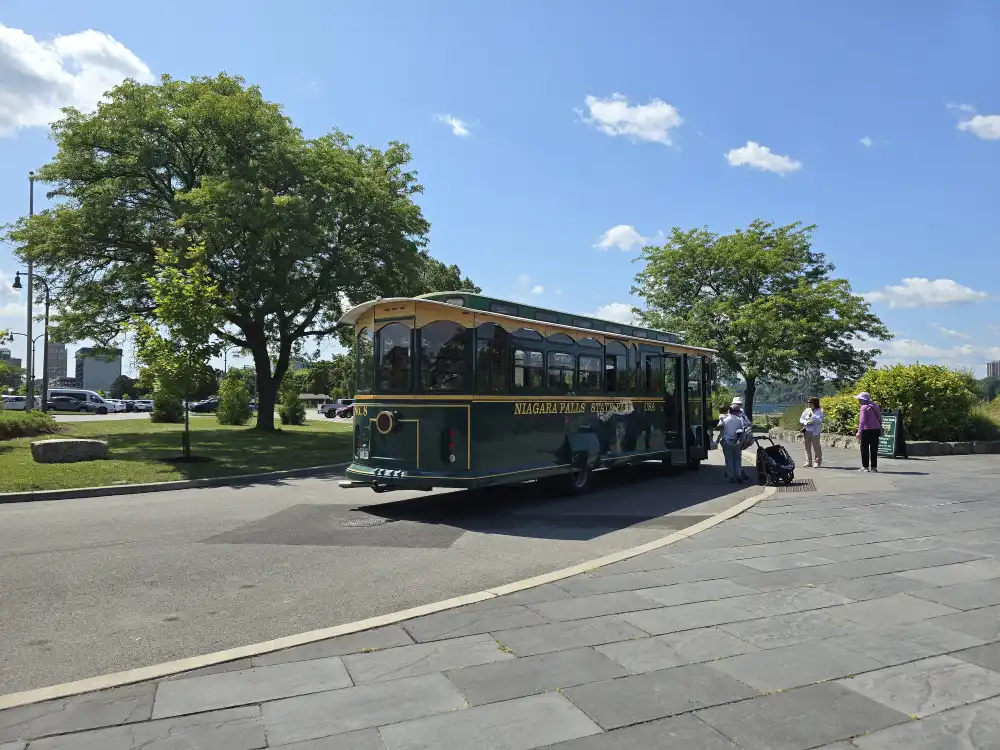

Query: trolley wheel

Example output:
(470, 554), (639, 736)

(567, 463), (592, 494)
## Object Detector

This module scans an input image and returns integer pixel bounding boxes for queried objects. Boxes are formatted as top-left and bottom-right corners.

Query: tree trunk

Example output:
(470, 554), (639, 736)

(251, 343), (277, 432)
(744, 376), (757, 421)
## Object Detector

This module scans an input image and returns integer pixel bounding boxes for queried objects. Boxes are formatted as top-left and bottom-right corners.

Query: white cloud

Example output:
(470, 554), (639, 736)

(878, 338), (975, 361)
(594, 224), (647, 252)
(986, 346), (1000, 360)
(530, 285), (544, 295)
(958, 114), (1000, 141)
(580, 93), (682, 146)
(589, 302), (635, 325)
(0, 23), (153, 136)
(725, 141), (802, 175)
(863, 277), (990, 309)
(930, 323), (971, 339)
(948, 103), (976, 114)
(859, 136), (873, 148)
(432, 113), (470, 137)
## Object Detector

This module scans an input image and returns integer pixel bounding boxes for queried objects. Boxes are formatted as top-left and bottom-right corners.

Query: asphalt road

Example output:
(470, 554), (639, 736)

(0, 452), (756, 694)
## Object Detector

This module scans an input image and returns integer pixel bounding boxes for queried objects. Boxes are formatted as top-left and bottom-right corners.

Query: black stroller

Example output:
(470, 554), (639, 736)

(754, 436), (795, 485)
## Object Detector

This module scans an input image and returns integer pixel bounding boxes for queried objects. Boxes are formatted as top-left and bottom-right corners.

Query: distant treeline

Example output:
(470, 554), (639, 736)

(728, 375), (838, 404)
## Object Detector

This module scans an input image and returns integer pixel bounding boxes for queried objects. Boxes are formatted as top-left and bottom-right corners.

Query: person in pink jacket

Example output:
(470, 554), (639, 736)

(855, 392), (883, 472)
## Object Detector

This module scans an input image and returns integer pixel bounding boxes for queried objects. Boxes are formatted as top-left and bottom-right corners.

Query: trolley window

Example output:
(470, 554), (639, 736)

(475, 323), (509, 393)
(578, 337), (603, 349)
(535, 310), (558, 323)
(419, 321), (470, 392)
(376, 323), (412, 392)
(604, 340), (628, 394)
(547, 333), (574, 345)
(578, 355), (602, 393)
(644, 351), (664, 394)
(356, 327), (375, 393)
(513, 349), (544, 390)
(511, 327), (543, 341)
(491, 303), (518, 316)
(548, 352), (574, 393)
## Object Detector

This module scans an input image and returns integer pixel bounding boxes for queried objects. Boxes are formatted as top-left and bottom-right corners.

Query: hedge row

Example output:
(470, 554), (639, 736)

(0, 410), (61, 440)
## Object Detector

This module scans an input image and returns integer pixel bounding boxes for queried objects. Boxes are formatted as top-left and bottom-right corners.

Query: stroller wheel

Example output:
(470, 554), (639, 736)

(781, 475), (793, 486)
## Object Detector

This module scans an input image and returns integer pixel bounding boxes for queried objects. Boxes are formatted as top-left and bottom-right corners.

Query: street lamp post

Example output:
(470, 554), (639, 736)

(222, 345), (237, 373)
(13, 270), (51, 412)
(24, 172), (35, 409)
(5, 332), (44, 401)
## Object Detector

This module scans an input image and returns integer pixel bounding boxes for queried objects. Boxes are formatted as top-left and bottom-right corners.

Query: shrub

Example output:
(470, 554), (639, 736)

(969, 403), (1000, 440)
(855, 364), (981, 442)
(216, 372), (252, 425)
(711, 385), (735, 415)
(0, 410), (60, 440)
(278, 386), (306, 426)
(817, 393), (862, 436)
(150, 386), (184, 423)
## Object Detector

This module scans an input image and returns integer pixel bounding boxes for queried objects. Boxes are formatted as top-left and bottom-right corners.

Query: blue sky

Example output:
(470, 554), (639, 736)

(1, 0), (998, 377)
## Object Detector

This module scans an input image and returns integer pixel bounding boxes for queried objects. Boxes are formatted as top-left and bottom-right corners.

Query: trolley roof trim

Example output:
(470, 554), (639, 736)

(337, 294), (718, 357)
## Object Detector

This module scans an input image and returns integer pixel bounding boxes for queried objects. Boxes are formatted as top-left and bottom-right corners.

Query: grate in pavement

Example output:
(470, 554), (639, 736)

(775, 479), (817, 493)
(340, 516), (392, 527)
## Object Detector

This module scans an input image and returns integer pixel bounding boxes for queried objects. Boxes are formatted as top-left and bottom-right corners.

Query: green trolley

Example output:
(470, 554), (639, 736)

(338, 292), (717, 494)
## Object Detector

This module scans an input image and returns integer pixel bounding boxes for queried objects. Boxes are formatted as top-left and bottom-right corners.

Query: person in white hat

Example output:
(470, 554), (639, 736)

(729, 396), (751, 479)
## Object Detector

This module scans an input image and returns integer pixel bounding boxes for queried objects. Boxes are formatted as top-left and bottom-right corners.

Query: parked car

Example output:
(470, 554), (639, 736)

(336, 403), (354, 418)
(2, 395), (41, 411)
(46, 388), (110, 415)
(105, 399), (127, 413)
(318, 398), (354, 419)
(46, 395), (88, 412)
(133, 400), (154, 412)
(189, 397), (219, 413)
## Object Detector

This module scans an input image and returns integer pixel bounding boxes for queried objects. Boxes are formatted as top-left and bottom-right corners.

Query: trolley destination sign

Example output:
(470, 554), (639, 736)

(512, 399), (661, 416)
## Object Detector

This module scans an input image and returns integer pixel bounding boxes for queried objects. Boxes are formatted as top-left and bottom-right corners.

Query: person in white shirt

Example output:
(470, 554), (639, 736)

(717, 406), (746, 483)
(798, 396), (825, 468)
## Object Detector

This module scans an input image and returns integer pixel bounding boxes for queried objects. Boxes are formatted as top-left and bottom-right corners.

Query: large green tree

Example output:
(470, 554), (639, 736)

(6, 73), (473, 430)
(633, 220), (890, 417)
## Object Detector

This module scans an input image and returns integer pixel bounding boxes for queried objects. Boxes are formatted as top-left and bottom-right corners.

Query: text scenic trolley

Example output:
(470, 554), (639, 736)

(338, 292), (718, 494)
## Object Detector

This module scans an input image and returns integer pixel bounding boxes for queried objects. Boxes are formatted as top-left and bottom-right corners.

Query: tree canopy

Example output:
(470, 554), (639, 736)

(632, 220), (890, 416)
(5, 73), (476, 429)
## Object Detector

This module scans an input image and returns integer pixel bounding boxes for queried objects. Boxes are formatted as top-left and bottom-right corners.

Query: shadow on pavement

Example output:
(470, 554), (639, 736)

(349, 460), (757, 542)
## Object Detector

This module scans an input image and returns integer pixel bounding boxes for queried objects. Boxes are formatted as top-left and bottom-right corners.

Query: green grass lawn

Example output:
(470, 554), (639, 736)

(0, 416), (353, 493)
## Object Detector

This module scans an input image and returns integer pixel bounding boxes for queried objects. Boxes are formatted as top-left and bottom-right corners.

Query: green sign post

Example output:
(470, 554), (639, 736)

(877, 409), (906, 458)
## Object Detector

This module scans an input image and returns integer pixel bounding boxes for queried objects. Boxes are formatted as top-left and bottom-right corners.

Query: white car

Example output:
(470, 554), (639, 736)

(1, 395), (40, 411)
(133, 400), (153, 412)
(104, 399), (127, 413)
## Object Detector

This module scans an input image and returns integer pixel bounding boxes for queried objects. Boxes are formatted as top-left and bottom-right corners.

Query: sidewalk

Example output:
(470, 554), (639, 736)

(3, 447), (1000, 749)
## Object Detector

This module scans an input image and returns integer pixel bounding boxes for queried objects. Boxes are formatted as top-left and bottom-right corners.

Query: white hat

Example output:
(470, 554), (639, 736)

(731, 396), (744, 406)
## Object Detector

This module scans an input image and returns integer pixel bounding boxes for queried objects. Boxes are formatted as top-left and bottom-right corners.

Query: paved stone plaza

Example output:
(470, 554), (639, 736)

(2, 447), (1000, 749)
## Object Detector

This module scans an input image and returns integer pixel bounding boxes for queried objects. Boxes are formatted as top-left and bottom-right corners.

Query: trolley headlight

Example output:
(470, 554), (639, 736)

(375, 410), (396, 435)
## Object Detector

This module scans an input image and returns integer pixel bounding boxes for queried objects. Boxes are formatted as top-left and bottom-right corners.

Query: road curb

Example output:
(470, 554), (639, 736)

(0, 483), (776, 711)
(0, 463), (350, 504)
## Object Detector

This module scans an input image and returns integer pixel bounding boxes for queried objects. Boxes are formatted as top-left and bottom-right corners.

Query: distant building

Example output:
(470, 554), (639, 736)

(46, 341), (68, 380)
(0, 347), (23, 389)
(50, 376), (80, 389)
(989, 361), (1000, 380)
(74, 347), (123, 393)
